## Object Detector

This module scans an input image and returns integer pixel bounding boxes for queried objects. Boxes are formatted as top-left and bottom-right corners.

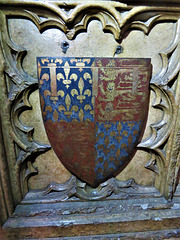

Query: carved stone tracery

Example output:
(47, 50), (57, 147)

(0, 0), (180, 218)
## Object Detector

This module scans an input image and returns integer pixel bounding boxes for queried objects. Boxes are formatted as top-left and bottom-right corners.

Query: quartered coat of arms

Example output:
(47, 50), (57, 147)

(37, 57), (152, 188)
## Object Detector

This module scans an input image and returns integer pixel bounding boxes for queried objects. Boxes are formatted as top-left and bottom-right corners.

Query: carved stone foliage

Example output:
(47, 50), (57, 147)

(0, 11), (51, 207)
(138, 19), (180, 200)
(0, 0), (180, 209)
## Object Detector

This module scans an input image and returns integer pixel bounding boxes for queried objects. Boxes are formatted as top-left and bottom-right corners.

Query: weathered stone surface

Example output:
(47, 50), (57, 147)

(0, 1), (180, 238)
(12, 20), (175, 188)
(2, 187), (180, 239)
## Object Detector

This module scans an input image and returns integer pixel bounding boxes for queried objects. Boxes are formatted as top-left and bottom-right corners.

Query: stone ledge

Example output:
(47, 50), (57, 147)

(2, 189), (180, 239)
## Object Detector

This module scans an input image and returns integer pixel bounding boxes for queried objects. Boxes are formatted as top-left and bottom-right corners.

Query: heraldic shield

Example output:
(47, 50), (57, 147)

(37, 57), (152, 187)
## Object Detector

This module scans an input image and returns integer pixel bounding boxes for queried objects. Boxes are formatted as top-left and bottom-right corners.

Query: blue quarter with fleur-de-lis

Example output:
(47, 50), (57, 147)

(38, 57), (95, 122)
(37, 57), (151, 186)
(94, 121), (142, 180)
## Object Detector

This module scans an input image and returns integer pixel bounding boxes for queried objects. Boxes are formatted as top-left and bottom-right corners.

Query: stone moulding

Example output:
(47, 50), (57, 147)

(0, 0), (180, 232)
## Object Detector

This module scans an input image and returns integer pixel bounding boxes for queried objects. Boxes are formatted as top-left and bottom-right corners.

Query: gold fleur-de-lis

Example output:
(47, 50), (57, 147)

(58, 94), (79, 119)
(57, 61), (78, 89)
(71, 78), (91, 103)
(111, 122), (123, 143)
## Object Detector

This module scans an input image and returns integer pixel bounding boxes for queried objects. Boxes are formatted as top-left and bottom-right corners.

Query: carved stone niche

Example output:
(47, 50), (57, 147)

(0, 0), (180, 239)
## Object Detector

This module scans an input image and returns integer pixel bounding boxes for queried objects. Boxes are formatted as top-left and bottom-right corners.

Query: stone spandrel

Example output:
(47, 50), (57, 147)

(14, 20), (174, 189)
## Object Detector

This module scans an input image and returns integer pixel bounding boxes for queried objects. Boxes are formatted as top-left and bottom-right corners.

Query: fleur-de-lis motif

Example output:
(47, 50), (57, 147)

(97, 135), (116, 156)
(71, 77), (91, 103)
(58, 94), (78, 119)
(57, 61), (78, 89)
(110, 122), (123, 142)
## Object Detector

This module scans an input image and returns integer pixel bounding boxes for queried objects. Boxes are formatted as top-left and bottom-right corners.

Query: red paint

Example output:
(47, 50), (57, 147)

(95, 59), (151, 122)
(45, 122), (96, 186)
(39, 58), (152, 187)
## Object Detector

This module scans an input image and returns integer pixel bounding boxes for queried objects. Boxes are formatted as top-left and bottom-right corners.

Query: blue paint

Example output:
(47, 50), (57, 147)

(38, 57), (144, 181)
(95, 121), (142, 180)
(38, 57), (95, 122)
(37, 57), (95, 67)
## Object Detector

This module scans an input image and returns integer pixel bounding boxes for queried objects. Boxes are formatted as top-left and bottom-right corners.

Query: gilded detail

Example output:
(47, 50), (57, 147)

(38, 57), (95, 122)
(38, 57), (151, 186)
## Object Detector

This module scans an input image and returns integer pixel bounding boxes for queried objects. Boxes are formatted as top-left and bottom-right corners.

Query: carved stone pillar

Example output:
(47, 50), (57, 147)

(0, 0), (180, 239)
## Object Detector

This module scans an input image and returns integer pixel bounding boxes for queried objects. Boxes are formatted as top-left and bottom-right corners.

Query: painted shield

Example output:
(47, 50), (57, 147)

(37, 57), (152, 187)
